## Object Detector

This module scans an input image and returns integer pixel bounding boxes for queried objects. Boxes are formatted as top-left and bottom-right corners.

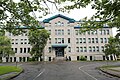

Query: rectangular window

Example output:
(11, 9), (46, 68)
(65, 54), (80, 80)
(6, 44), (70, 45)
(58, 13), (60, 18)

(76, 38), (79, 44)
(104, 30), (106, 35)
(76, 47), (79, 52)
(75, 30), (78, 35)
(93, 46), (95, 52)
(107, 30), (109, 35)
(15, 48), (17, 53)
(104, 38), (107, 43)
(55, 30), (57, 35)
(88, 31), (90, 35)
(48, 30), (51, 34)
(80, 38), (82, 43)
(24, 48), (26, 53)
(96, 46), (99, 52)
(89, 46), (92, 52)
(68, 47), (71, 52)
(62, 30), (64, 35)
(49, 38), (51, 44)
(28, 48), (30, 53)
(68, 38), (70, 43)
(100, 30), (102, 35)
(91, 31), (94, 35)
(88, 38), (91, 43)
(49, 47), (51, 53)
(58, 30), (61, 35)
(62, 38), (64, 43)
(20, 48), (22, 53)
(80, 47), (83, 52)
(101, 46), (104, 51)
(55, 38), (57, 43)
(83, 38), (86, 43)
(100, 38), (103, 43)
(96, 38), (98, 43)
(84, 47), (87, 52)
(58, 38), (61, 43)
(68, 29), (70, 35)
(92, 38), (94, 43)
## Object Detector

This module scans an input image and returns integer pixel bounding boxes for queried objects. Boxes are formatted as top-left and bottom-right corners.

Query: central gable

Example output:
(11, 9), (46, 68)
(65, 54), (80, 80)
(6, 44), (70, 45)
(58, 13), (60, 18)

(43, 14), (75, 23)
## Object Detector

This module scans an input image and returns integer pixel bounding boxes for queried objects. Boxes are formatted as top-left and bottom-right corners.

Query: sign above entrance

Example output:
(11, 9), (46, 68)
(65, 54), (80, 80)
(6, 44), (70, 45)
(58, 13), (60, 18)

(52, 44), (68, 48)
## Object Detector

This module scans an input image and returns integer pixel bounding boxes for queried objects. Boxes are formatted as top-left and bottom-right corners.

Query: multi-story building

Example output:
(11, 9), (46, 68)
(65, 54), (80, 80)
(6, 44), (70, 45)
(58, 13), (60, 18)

(2, 14), (114, 62)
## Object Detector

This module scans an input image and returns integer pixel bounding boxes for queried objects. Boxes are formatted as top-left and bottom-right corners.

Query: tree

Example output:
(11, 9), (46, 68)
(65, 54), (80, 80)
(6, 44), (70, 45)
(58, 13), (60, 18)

(0, 30), (14, 62)
(28, 29), (50, 61)
(104, 37), (120, 60)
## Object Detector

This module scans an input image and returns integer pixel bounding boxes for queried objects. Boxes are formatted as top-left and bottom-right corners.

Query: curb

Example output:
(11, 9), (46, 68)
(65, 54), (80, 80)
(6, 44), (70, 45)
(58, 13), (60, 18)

(0, 68), (24, 80)
(99, 68), (120, 78)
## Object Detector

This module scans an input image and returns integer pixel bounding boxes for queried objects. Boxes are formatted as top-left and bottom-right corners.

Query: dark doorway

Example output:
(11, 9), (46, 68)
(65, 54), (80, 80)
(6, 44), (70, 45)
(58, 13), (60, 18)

(90, 56), (92, 61)
(49, 57), (51, 61)
(55, 47), (64, 57)
(77, 56), (79, 61)
(103, 56), (105, 60)
(110, 55), (113, 60)
(14, 57), (16, 62)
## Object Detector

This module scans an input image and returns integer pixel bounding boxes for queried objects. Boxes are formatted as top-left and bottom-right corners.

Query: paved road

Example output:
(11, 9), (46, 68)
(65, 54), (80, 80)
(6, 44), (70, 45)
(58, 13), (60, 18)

(5, 61), (120, 80)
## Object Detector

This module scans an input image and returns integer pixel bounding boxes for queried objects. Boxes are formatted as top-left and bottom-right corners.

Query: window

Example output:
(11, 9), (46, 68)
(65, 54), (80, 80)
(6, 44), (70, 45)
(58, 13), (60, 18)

(101, 46), (104, 51)
(93, 46), (95, 52)
(49, 38), (51, 44)
(58, 30), (61, 35)
(28, 48), (30, 53)
(55, 38), (57, 43)
(76, 47), (79, 52)
(88, 38), (91, 43)
(48, 30), (51, 34)
(84, 47), (87, 52)
(100, 30), (102, 35)
(55, 30), (57, 35)
(62, 30), (64, 35)
(48, 47), (51, 53)
(80, 47), (83, 52)
(107, 30), (109, 35)
(76, 38), (79, 44)
(89, 46), (92, 52)
(94, 30), (97, 35)
(15, 48), (17, 53)
(96, 38), (98, 43)
(104, 38), (107, 43)
(96, 46), (99, 52)
(83, 38), (86, 43)
(104, 30), (106, 35)
(20, 48), (22, 53)
(24, 48), (26, 53)
(68, 47), (71, 52)
(79, 38), (82, 43)
(58, 38), (61, 43)
(92, 38), (94, 43)
(62, 38), (64, 43)
(88, 31), (90, 35)
(91, 31), (94, 35)
(75, 30), (78, 35)
(100, 38), (103, 43)
(68, 29), (70, 35)
(68, 38), (70, 43)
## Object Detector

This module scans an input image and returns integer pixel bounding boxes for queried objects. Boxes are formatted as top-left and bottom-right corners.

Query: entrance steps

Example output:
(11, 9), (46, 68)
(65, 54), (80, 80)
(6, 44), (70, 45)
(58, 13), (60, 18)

(54, 57), (66, 62)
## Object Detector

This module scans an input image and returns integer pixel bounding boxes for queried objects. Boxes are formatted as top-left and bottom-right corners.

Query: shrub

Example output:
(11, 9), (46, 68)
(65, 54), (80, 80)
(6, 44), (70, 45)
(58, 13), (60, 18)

(80, 56), (87, 61)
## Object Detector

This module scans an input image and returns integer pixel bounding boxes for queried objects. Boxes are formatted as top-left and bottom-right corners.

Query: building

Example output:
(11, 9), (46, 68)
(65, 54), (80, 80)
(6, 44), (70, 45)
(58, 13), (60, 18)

(2, 14), (114, 62)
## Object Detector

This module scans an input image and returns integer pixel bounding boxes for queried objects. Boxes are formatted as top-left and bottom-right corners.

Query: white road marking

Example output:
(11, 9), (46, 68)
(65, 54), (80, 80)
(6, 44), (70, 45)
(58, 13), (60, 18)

(79, 65), (98, 80)
(33, 69), (45, 80)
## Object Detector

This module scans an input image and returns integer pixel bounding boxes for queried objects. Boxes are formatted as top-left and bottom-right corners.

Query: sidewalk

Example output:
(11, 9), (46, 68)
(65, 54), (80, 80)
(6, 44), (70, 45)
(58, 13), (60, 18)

(100, 67), (120, 78)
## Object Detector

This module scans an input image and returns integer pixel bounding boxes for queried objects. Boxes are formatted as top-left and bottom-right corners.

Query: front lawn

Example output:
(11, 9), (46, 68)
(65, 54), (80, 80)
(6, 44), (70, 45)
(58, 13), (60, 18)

(0, 66), (22, 75)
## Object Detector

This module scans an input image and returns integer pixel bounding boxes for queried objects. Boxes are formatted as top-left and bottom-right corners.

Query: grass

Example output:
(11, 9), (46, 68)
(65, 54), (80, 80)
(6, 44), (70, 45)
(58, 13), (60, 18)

(0, 66), (22, 75)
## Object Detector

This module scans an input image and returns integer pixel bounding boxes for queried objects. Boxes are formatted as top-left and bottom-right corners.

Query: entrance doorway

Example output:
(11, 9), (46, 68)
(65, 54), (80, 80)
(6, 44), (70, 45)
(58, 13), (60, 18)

(55, 47), (64, 57)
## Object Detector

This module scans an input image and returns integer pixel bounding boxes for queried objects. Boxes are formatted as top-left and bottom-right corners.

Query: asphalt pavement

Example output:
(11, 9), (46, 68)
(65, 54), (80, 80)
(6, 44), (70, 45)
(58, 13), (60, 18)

(2, 61), (120, 80)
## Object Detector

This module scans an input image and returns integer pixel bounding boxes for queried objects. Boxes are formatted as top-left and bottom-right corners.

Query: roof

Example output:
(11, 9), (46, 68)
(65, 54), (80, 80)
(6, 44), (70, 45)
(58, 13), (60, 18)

(43, 14), (76, 23)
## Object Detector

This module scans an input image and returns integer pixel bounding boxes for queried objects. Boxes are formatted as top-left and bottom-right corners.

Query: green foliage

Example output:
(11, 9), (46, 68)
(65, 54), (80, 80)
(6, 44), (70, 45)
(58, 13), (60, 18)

(0, 66), (22, 75)
(0, 31), (14, 59)
(104, 37), (120, 60)
(28, 29), (50, 57)
(80, 56), (87, 61)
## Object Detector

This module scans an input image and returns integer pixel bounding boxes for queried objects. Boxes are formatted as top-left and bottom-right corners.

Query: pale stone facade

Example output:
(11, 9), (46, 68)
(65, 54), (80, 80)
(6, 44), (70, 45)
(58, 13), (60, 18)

(2, 14), (114, 62)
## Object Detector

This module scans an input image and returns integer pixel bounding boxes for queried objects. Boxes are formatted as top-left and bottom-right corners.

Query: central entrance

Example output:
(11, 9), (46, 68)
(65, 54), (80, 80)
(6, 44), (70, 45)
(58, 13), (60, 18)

(55, 47), (64, 57)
